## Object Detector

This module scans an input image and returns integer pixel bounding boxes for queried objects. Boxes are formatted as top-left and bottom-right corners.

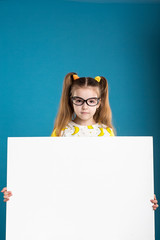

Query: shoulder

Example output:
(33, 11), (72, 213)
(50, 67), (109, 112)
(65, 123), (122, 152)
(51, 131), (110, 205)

(51, 122), (74, 137)
(51, 129), (58, 137)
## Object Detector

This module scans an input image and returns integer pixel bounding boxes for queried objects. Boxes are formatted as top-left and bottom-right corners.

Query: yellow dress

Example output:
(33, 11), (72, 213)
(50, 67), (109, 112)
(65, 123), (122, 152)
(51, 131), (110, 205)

(51, 121), (114, 137)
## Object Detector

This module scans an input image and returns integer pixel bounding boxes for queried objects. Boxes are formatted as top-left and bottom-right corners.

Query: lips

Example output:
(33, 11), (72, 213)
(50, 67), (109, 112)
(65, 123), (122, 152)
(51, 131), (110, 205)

(81, 112), (89, 114)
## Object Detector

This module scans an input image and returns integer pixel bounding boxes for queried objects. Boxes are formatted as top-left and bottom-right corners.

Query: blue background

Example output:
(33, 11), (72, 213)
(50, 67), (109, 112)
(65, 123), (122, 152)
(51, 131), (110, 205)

(0, 0), (160, 239)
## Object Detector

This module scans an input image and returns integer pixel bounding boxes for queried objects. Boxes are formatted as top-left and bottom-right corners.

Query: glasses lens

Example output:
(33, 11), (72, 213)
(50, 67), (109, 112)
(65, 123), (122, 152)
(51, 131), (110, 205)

(87, 98), (98, 106)
(72, 97), (84, 105)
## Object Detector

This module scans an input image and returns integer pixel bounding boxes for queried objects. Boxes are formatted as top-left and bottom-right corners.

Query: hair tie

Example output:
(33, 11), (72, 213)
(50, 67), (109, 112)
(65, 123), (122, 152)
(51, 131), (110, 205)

(73, 74), (79, 80)
(94, 76), (101, 82)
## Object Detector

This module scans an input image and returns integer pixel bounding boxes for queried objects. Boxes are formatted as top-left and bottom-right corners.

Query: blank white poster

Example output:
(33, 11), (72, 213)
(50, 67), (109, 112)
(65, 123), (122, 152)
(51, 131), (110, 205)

(6, 137), (155, 240)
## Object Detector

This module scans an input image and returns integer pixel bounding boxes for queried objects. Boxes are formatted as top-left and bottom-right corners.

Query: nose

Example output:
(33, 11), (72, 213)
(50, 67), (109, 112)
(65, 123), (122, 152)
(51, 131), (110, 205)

(82, 101), (88, 109)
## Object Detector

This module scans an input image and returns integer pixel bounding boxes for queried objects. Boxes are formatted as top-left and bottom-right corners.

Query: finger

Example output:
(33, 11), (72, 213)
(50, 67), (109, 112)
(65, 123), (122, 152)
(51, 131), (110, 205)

(150, 199), (158, 203)
(151, 200), (158, 204)
(154, 194), (157, 200)
(3, 191), (12, 197)
(4, 198), (9, 202)
(153, 204), (159, 209)
(7, 191), (12, 196)
(1, 187), (7, 193)
(4, 192), (10, 197)
(4, 191), (9, 196)
(4, 194), (12, 199)
(4, 195), (10, 199)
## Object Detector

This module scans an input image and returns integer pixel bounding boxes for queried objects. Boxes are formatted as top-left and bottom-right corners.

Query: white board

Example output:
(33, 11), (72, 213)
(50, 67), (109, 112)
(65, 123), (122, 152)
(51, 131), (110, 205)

(6, 137), (155, 240)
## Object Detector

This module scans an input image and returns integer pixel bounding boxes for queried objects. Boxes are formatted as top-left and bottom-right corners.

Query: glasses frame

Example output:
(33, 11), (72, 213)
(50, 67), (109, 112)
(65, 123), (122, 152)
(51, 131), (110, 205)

(71, 96), (101, 107)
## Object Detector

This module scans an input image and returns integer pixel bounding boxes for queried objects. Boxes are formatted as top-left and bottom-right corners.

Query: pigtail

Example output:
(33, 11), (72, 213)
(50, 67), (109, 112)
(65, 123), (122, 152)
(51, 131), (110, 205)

(94, 76), (116, 134)
(53, 72), (76, 136)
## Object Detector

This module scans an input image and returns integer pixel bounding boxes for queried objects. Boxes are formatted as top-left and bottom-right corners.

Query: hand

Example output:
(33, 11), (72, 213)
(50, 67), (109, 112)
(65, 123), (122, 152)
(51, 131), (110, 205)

(1, 187), (13, 202)
(150, 194), (159, 210)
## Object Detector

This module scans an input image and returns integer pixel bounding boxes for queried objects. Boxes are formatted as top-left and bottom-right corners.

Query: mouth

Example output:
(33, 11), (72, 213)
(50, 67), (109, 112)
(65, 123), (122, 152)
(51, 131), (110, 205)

(81, 112), (89, 114)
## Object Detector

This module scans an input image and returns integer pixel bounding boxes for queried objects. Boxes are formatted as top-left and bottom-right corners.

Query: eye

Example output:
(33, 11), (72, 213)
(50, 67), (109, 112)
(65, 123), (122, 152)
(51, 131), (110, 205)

(72, 97), (84, 105)
(75, 99), (83, 103)
(88, 99), (97, 104)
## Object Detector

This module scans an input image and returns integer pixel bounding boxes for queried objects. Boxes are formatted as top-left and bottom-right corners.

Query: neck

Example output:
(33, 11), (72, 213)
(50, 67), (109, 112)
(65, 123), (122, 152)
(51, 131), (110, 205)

(73, 117), (96, 126)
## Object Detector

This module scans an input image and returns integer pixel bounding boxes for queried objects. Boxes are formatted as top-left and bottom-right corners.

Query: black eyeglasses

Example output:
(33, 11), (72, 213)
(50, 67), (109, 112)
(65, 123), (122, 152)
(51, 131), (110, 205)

(71, 96), (101, 106)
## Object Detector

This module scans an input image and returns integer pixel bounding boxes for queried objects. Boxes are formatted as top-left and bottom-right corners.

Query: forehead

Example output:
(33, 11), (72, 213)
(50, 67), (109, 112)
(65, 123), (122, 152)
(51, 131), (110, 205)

(72, 87), (100, 98)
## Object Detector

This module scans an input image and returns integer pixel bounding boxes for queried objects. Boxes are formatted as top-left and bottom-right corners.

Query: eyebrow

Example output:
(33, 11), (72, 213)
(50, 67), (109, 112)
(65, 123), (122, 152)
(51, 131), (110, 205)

(72, 96), (100, 100)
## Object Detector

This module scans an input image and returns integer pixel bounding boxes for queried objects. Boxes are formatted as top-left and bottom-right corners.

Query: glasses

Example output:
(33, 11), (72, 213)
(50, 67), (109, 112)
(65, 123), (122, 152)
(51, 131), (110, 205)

(71, 96), (101, 106)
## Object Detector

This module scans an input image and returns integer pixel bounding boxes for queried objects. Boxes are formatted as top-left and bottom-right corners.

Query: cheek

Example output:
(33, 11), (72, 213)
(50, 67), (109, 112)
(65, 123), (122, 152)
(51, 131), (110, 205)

(73, 105), (80, 113)
(91, 107), (97, 114)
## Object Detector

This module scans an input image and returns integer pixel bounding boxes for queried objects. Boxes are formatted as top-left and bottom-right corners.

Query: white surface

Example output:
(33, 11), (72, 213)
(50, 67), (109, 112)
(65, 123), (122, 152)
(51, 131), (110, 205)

(6, 137), (155, 240)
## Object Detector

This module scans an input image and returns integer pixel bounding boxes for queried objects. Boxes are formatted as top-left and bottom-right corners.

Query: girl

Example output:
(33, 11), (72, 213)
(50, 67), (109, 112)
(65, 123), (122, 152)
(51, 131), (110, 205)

(1, 72), (159, 210)
(51, 72), (115, 137)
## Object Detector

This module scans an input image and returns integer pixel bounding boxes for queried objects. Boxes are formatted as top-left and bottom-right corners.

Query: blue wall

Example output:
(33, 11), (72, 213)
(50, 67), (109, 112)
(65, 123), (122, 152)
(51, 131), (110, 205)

(0, 1), (160, 239)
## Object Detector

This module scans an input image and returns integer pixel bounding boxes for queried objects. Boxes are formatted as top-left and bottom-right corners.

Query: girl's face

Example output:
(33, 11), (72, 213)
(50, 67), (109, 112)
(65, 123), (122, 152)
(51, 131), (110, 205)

(71, 86), (101, 125)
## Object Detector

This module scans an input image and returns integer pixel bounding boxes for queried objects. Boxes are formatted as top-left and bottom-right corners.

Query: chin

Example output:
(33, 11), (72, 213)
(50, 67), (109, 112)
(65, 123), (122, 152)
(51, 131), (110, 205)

(81, 117), (91, 122)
